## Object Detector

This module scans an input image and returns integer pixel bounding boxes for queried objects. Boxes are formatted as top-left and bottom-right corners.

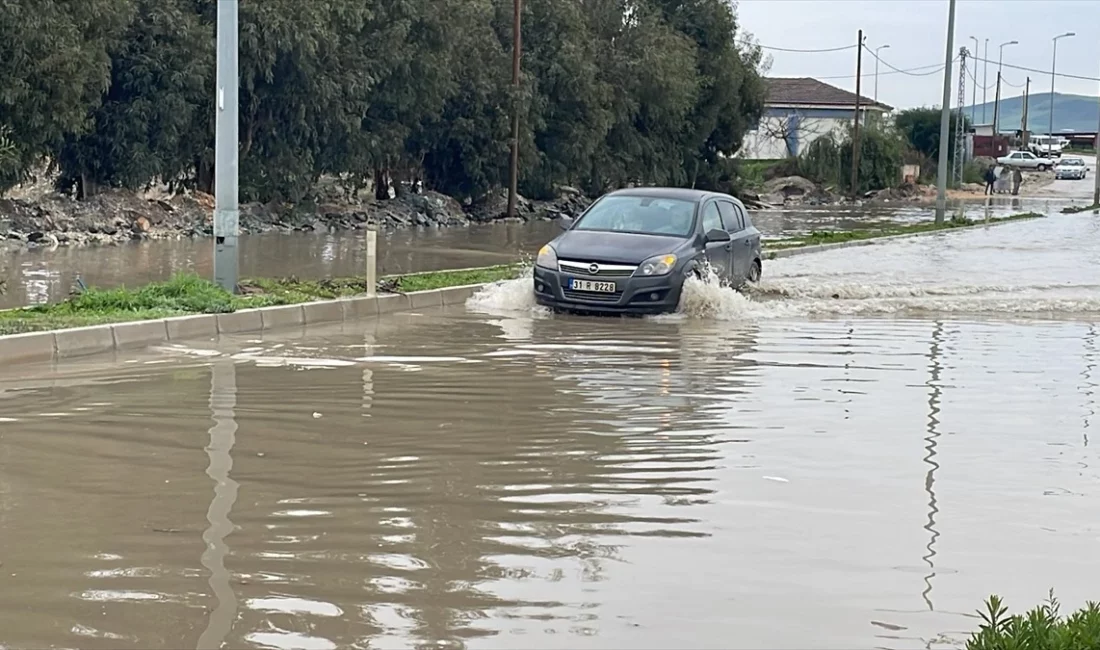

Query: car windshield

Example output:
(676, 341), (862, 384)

(1060, 159), (1083, 166)
(573, 195), (696, 237)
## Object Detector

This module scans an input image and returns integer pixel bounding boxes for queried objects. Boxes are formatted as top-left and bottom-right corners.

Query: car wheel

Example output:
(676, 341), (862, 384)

(1038, 164), (1049, 172)
(747, 259), (762, 283)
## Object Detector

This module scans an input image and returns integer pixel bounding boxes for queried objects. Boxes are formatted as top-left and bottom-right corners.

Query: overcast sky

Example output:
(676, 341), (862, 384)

(735, 0), (1100, 110)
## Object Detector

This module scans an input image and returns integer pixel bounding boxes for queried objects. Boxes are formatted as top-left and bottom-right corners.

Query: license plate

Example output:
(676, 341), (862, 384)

(570, 279), (616, 293)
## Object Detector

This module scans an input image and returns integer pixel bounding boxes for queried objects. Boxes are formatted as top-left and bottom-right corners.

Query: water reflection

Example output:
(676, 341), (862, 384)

(921, 322), (944, 611)
(198, 359), (240, 649)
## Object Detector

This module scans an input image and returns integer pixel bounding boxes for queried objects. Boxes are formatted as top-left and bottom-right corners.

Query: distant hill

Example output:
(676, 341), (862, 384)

(966, 92), (1098, 134)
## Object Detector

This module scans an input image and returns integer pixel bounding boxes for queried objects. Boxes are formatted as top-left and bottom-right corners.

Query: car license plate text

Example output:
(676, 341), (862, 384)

(570, 279), (616, 293)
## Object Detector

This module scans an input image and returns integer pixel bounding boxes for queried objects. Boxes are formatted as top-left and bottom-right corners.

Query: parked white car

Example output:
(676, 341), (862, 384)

(1054, 157), (1088, 180)
(996, 150), (1053, 171)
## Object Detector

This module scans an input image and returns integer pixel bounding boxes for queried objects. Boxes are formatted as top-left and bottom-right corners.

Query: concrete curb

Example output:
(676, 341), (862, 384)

(765, 215), (1044, 259)
(0, 285), (486, 365)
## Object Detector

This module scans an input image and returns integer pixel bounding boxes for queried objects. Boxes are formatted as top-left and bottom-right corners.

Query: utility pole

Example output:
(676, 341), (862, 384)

(850, 29), (864, 197)
(213, 0), (239, 293)
(1094, 63), (1099, 205)
(506, 0), (522, 220)
(982, 39), (989, 123)
(992, 71), (1002, 137)
(1021, 77), (1031, 147)
(935, 0), (957, 224)
(953, 47), (967, 186)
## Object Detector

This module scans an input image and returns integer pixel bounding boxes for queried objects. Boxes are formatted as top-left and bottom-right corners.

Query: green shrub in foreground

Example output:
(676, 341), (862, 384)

(967, 592), (1100, 650)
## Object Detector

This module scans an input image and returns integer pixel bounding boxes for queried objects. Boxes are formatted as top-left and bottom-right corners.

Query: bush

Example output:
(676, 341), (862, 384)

(967, 592), (1100, 650)
(963, 161), (986, 185)
(800, 135), (843, 189)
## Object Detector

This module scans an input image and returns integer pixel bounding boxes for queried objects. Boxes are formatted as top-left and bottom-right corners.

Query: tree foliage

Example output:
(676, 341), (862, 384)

(895, 106), (970, 163)
(0, 0), (767, 203)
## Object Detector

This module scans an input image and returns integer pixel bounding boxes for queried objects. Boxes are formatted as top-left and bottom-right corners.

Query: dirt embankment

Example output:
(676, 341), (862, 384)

(0, 186), (591, 251)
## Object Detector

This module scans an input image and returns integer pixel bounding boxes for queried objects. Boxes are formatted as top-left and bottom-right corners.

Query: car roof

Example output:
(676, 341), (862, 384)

(604, 187), (737, 204)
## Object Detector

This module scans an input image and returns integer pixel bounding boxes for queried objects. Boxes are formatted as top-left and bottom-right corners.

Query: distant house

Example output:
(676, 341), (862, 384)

(741, 78), (893, 160)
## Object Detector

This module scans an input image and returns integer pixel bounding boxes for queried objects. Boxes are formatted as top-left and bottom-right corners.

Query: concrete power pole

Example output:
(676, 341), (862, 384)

(1021, 77), (1031, 147)
(213, 0), (239, 293)
(506, 0), (522, 220)
(992, 71), (1002, 137)
(1094, 64), (1099, 205)
(982, 39), (989, 123)
(850, 29), (864, 197)
(935, 0), (957, 225)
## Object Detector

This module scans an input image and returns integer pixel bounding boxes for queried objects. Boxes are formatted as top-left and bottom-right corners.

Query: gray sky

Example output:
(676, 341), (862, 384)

(735, 0), (1100, 109)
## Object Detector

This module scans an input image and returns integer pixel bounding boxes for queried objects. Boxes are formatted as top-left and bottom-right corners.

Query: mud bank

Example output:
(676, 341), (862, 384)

(0, 187), (592, 251)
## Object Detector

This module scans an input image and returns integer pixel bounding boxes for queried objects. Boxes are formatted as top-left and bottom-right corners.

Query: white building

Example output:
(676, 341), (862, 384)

(741, 78), (893, 160)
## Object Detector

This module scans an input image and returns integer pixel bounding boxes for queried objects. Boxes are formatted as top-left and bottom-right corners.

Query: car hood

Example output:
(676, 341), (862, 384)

(551, 230), (689, 264)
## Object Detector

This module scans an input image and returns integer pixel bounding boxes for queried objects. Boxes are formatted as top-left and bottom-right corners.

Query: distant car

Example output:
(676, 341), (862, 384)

(533, 188), (762, 315)
(996, 150), (1052, 171)
(1054, 157), (1087, 180)
(1028, 135), (1067, 158)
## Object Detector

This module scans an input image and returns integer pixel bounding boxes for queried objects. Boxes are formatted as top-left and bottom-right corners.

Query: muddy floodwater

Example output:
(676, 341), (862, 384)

(2, 213), (1100, 649)
(0, 197), (1056, 310)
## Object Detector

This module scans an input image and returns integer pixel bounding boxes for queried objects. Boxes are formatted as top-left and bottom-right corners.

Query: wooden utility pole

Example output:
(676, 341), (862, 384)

(506, 0), (522, 220)
(850, 29), (864, 197)
(992, 71), (1002, 137)
(1021, 77), (1031, 146)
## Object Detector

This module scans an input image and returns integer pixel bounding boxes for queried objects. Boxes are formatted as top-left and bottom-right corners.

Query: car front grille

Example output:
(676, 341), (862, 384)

(558, 260), (637, 278)
(562, 289), (623, 303)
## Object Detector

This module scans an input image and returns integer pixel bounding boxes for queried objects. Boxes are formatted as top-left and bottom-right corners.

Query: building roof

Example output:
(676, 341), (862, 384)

(765, 77), (893, 111)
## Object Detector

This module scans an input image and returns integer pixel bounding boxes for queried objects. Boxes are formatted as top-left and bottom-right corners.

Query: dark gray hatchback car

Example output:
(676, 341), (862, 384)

(533, 187), (762, 315)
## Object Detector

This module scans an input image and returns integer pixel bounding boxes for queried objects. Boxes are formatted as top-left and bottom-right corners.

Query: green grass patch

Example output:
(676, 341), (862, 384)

(386, 264), (522, 292)
(966, 592), (1100, 650)
(1063, 202), (1100, 214)
(764, 212), (1042, 252)
(0, 265), (526, 336)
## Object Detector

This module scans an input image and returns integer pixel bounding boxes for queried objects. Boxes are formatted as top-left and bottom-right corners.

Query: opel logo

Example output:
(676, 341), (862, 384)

(588, 263), (600, 274)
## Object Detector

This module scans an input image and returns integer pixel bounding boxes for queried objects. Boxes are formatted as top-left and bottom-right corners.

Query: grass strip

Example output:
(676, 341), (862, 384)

(1062, 202), (1100, 214)
(763, 212), (1042, 256)
(0, 264), (524, 335)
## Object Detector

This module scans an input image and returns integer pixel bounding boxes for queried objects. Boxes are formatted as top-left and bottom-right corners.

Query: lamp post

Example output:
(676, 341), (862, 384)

(874, 44), (890, 102)
(1050, 32), (1075, 139)
(996, 40), (1018, 135)
(934, 0), (957, 225)
(213, 0), (239, 293)
(969, 36), (979, 122)
(982, 38), (989, 122)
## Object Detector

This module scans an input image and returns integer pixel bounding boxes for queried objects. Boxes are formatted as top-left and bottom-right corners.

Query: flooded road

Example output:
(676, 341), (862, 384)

(2, 213), (1100, 649)
(0, 198), (1056, 310)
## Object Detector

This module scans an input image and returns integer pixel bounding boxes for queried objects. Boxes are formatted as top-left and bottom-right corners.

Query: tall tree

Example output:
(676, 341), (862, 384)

(0, 0), (131, 192)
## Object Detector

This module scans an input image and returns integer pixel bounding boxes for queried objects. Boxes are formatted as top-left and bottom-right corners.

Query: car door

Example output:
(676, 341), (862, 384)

(717, 200), (750, 282)
(698, 200), (732, 282)
(732, 200), (761, 279)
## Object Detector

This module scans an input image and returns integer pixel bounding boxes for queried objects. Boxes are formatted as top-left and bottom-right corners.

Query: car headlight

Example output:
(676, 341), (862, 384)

(636, 254), (677, 276)
(536, 244), (558, 269)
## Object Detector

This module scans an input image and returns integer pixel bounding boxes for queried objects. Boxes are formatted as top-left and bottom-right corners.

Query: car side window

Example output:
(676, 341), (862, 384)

(1022, 152), (1034, 159)
(716, 201), (740, 231)
(701, 202), (723, 233)
(732, 202), (749, 230)
(1011, 153), (1022, 159)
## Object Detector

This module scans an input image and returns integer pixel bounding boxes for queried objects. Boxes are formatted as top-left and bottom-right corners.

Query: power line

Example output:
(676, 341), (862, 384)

(815, 60), (950, 81)
(862, 44), (952, 77)
(757, 43), (858, 53)
(969, 54), (1100, 82)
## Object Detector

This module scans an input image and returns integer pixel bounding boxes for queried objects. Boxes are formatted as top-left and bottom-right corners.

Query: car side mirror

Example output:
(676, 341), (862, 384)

(559, 216), (574, 230)
(705, 229), (731, 243)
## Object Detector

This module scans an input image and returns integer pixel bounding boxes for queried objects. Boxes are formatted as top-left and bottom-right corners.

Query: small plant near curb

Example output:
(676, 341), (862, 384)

(966, 591), (1100, 650)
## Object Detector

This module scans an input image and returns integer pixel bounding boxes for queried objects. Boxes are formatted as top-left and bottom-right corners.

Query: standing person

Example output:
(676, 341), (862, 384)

(1012, 168), (1023, 195)
(984, 165), (997, 195)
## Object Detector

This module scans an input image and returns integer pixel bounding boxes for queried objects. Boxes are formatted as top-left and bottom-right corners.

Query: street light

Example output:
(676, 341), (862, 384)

(982, 38), (989, 122)
(969, 36), (979, 122)
(1050, 32), (1075, 139)
(874, 44), (890, 101)
(996, 40), (1018, 134)
(213, 0), (239, 293)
